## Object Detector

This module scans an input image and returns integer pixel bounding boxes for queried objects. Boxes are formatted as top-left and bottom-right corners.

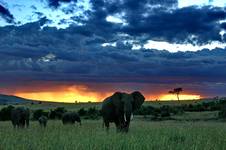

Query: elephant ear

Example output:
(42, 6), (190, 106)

(131, 91), (145, 111)
(111, 92), (123, 108)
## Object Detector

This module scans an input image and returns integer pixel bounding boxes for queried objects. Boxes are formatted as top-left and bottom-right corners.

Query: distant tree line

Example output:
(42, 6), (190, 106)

(1, 99), (226, 121)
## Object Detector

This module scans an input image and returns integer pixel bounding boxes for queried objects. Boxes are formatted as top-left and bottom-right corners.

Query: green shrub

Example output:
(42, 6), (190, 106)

(134, 106), (155, 116)
(86, 107), (100, 119)
(0, 105), (14, 121)
(218, 107), (226, 118)
(77, 108), (87, 116)
(160, 106), (171, 118)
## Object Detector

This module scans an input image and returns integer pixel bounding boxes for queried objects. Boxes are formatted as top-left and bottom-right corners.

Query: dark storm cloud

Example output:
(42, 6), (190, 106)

(0, 4), (14, 23)
(0, 18), (226, 85)
(39, 0), (226, 45)
(46, 0), (77, 8)
(122, 6), (226, 44)
(221, 22), (226, 30)
(87, 0), (226, 45)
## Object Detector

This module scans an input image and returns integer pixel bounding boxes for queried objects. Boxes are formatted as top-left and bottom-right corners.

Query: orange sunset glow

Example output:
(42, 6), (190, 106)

(159, 94), (201, 101)
(15, 92), (201, 103)
(15, 85), (112, 103)
(14, 85), (201, 103)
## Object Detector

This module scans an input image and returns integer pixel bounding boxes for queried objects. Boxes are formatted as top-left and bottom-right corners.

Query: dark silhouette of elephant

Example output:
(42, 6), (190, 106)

(38, 116), (48, 127)
(102, 91), (145, 132)
(62, 112), (81, 125)
(11, 107), (30, 128)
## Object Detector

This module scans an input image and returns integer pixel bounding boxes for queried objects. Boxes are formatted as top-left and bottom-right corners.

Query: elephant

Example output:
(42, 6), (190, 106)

(11, 107), (30, 128)
(38, 116), (48, 127)
(62, 112), (81, 125)
(101, 91), (145, 132)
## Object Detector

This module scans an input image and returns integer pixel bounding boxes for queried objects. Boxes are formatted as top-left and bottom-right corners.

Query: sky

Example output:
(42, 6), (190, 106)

(0, 0), (226, 102)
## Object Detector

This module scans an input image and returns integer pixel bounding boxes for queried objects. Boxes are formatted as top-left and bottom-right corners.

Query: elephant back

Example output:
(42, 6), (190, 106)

(62, 112), (80, 124)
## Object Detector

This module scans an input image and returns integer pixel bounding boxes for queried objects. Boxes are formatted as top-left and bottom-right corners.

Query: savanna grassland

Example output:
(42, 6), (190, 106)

(1, 120), (226, 150)
(1, 100), (226, 150)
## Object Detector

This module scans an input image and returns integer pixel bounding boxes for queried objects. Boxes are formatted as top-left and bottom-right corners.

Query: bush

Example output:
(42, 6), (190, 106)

(134, 106), (155, 116)
(83, 107), (100, 120)
(49, 107), (67, 119)
(33, 109), (49, 120)
(77, 108), (87, 116)
(0, 105), (14, 121)
(160, 111), (171, 118)
(218, 107), (226, 118)
(160, 106), (171, 118)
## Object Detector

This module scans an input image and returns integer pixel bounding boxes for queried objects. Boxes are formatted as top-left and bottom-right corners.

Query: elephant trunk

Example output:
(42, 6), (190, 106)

(123, 112), (132, 132)
(124, 113), (133, 122)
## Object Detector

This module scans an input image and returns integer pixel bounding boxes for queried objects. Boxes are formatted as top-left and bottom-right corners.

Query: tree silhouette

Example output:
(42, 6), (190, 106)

(169, 88), (183, 101)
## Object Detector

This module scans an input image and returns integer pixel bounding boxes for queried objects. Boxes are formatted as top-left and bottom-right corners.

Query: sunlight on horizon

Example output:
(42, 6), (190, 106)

(15, 91), (109, 103)
(15, 91), (201, 103)
(14, 85), (112, 103)
(160, 94), (201, 101)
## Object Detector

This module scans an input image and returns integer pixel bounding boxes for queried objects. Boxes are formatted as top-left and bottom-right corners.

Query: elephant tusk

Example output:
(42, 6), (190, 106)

(124, 114), (127, 122)
(130, 113), (133, 120)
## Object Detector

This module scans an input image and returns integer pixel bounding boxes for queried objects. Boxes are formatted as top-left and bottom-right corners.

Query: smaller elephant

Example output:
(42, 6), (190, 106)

(38, 116), (48, 127)
(11, 107), (30, 128)
(62, 112), (81, 125)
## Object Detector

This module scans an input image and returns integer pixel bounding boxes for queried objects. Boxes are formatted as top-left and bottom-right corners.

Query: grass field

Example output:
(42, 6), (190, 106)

(1, 119), (226, 150)
(0, 100), (225, 150)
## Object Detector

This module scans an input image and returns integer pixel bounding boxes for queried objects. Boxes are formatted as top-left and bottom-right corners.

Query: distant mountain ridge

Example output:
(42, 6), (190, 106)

(0, 94), (33, 104)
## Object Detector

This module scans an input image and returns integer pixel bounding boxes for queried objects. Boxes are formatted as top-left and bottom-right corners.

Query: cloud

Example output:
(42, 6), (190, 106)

(0, 4), (15, 23)
(46, 0), (77, 8)
(0, 2), (226, 97)
(221, 22), (226, 30)
(53, 0), (225, 47)
(0, 19), (226, 86)
(122, 6), (226, 45)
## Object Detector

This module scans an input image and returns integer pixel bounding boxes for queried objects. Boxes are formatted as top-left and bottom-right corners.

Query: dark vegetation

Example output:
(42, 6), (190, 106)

(1, 99), (226, 121)
(133, 99), (226, 119)
(78, 107), (101, 119)
(0, 105), (14, 121)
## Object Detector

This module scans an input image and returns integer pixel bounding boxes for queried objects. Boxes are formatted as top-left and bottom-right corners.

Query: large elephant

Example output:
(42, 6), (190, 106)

(11, 107), (30, 128)
(102, 91), (145, 132)
(62, 112), (81, 125)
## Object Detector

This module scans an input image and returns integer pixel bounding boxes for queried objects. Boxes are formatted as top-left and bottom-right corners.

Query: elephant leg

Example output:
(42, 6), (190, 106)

(23, 120), (26, 128)
(26, 119), (29, 128)
(19, 119), (25, 128)
(13, 124), (16, 129)
(114, 121), (120, 132)
(123, 121), (130, 133)
(118, 116), (126, 132)
(12, 121), (16, 129)
(104, 121), (110, 132)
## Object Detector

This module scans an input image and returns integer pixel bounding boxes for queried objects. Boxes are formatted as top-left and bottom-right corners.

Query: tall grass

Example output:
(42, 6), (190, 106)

(0, 120), (226, 150)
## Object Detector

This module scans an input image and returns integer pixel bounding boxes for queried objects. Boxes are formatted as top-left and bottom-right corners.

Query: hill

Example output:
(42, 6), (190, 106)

(0, 94), (33, 104)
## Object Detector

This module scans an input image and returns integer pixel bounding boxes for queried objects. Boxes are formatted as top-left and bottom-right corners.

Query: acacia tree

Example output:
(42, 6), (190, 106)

(169, 88), (183, 101)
